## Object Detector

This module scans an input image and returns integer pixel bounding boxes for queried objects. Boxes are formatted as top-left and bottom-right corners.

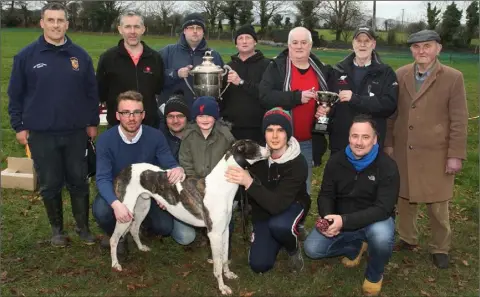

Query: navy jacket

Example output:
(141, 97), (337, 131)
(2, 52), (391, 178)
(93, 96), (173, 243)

(8, 35), (99, 133)
(159, 121), (182, 161)
(159, 34), (223, 109)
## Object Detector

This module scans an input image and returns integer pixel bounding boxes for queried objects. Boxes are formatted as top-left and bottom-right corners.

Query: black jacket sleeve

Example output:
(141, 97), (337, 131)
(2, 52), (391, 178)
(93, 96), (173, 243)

(96, 53), (108, 104)
(317, 158), (336, 217)
(347, 67), (398, 118)
(341, 159), (400, 231)
(246, 164), (307, 215)
(259, 61), (302, 110)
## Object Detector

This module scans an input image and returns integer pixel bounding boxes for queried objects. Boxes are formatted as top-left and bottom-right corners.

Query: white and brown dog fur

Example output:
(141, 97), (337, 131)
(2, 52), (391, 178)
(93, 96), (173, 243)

(110, 139), (269, 295)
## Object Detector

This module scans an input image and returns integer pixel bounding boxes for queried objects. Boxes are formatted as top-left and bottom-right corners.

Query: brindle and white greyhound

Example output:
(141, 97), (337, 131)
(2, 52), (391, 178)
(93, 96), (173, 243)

(110, 139), (269, 295)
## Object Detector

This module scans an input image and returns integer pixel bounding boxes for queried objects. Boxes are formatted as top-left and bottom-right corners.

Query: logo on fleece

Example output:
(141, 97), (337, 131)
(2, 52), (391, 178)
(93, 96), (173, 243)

(143, 66), (152, 74)
(199, 104), (205, 114)
(70, 57), (79, 71)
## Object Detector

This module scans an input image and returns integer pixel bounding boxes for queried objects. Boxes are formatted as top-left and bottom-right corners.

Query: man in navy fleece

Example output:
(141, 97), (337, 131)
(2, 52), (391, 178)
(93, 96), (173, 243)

(7, 2), (98, 247)
(93, 91), (195, 252)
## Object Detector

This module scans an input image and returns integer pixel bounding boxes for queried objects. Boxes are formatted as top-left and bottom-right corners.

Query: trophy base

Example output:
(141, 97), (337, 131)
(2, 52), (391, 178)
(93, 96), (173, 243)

(312, 123), (329, 134)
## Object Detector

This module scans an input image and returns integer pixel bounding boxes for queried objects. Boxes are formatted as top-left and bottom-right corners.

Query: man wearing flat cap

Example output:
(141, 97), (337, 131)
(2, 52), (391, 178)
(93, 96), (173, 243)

(384, 29), (468, 269)
(220, 24), (270, 144)
(317, 25), (398, 154)
(159, 13), (224, 111)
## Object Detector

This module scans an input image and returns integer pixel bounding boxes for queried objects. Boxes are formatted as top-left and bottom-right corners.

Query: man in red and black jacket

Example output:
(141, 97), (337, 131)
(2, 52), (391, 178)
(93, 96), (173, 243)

(96, 11), (164, 128)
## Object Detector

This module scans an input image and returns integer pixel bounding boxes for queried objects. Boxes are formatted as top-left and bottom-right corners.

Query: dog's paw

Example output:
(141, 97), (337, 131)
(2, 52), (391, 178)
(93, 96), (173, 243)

(112, 263), (123, 272)
(219, 284), (232, 295)
(139, 245), (150, 252)
(224, 271), (238, 279)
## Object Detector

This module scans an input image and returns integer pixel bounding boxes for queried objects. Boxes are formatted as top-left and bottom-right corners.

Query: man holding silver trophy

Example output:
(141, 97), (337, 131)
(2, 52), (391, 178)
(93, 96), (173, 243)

(317, 26), (398, 154)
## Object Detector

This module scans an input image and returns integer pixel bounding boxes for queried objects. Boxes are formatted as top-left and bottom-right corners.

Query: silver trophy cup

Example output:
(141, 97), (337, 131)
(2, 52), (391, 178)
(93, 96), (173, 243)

(313, 91), (339, 134)
(184, 51), (232, 100)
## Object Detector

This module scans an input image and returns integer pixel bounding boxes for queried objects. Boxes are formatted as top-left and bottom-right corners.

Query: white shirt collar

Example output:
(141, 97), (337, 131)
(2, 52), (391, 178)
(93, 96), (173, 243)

(118, 125), (143, 144)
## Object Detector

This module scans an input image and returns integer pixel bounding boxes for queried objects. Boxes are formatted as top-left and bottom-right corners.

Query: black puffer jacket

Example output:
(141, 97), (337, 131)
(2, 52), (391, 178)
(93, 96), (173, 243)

(220, 50), (270, 129)
(329, 51), (398, 152)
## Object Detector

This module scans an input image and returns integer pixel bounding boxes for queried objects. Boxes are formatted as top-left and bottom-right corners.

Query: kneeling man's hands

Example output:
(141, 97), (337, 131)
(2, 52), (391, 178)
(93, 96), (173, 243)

(168, 167), (186, 184)
(111, 200), (133, 223)
(225, 166), (253, 189)
(323, 214), (343, 237)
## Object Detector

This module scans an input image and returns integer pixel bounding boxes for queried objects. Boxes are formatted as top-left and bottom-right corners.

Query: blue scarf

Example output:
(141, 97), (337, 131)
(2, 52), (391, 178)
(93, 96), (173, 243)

(345, 144), (379, 172)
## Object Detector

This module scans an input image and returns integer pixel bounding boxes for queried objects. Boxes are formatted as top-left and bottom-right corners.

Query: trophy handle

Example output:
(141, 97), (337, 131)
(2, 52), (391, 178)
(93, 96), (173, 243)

(219, 65), (233, 100)
(183, 77), (197, 97)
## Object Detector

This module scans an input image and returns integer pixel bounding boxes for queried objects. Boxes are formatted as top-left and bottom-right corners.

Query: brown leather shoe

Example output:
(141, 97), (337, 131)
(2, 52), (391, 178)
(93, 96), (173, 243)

(393, 239), (417, 251)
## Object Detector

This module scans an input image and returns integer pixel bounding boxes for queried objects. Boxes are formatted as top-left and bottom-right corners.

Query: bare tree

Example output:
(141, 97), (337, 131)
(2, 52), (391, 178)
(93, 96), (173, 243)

(294, 0), (324, 32)
(322, 1), (365, 41)
(17, 1), (30, 27)
(191, 1), (221, 38)
(383, 19), (396, 31)
(254, 1), (287, 33)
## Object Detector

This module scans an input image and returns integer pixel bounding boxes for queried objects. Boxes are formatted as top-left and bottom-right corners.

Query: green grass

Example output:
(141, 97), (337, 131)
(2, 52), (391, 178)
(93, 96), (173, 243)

(1, 30), (478, 296)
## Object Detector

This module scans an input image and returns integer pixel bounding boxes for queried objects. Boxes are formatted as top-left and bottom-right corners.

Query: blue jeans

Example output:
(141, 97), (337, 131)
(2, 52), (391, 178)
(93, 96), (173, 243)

(304, 217), (395, 283)
(299, 140), (313, 195)
(249, 202), (304, 273)
(92, 194), (196, 245)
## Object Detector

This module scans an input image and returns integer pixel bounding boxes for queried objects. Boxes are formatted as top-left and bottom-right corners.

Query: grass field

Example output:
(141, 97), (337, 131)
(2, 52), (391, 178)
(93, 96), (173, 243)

(1, 30), (478, 296)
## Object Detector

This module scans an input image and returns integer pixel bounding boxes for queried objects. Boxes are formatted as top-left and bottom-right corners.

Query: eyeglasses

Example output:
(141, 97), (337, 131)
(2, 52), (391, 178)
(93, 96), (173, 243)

(166, 114), (186, 120)
(117, 110), (144, 117)
(185, 25), (203, 32)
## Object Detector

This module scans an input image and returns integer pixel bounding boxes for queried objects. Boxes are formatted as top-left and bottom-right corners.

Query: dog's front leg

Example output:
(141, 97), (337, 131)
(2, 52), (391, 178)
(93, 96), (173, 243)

(208, 231), (232, 295)
(110, 222), (130, 271)
(222, 226), (238, 280)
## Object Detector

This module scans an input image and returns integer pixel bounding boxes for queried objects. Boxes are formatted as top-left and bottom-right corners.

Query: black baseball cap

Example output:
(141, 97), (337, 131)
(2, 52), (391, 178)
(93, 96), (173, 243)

(353, 26), (376, 40)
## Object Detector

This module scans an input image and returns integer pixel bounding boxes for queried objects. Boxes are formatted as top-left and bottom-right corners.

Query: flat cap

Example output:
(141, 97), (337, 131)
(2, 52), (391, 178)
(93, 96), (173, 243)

(407, 30), (441, 45)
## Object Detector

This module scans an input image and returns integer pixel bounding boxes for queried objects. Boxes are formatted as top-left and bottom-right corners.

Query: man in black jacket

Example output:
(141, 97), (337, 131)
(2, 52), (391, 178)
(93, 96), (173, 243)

(259, 26), (335, 239)
(96, 11), (164, 128)
(225, 108), (310, 274)
(220, 24), (270, 145)
(318, 26), (398, 153)
(303, 115), (399, 297)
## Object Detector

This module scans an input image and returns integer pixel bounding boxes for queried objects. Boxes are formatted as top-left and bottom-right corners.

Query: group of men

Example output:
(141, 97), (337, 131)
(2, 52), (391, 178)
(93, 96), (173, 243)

(7, 2), (468, 296)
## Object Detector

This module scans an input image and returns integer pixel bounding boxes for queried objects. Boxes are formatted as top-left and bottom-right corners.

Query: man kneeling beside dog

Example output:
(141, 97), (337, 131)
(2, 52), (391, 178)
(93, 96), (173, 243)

(95, 90), (398, 296)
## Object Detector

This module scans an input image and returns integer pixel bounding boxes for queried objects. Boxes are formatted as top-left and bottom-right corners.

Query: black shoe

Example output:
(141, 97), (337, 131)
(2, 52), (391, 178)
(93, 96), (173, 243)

(75, 227), (95, 245)
(288, 246), (304, 272)
(51, 226), (68, 247)
(394, 239), (418, 251)
(432, 253), (449, 269)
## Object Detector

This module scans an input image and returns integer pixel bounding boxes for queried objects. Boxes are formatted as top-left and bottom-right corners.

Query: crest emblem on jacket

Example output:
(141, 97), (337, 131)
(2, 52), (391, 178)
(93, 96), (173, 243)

(70, 57), (79, 71)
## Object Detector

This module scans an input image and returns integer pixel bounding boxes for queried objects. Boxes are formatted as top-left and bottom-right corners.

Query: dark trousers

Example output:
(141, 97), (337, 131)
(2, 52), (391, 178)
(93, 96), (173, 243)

(249, 202), (304, 273)
(312, 133), (328, 167)
(28, 129), (90, 230)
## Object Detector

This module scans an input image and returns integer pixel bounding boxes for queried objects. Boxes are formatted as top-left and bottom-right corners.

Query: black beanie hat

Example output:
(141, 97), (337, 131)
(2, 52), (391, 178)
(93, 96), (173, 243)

(235, 24), (258, 44)
(164, 90), (190, 120)
(182, 13), (206, 31)
(262, 107), (293, 140)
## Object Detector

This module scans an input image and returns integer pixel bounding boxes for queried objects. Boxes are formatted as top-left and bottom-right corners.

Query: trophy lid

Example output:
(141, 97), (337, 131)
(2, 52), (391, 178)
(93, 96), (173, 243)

(190, 51), (224, 74)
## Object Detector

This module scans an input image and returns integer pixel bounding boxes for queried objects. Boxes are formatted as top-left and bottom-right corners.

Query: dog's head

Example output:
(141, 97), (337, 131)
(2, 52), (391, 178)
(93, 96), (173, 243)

(224, 139), (270, 168)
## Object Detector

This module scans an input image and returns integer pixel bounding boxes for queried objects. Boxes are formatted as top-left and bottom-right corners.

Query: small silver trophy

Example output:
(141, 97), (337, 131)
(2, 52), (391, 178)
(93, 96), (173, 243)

(184, 51), (232, 100)
(313, 91), (339, 134)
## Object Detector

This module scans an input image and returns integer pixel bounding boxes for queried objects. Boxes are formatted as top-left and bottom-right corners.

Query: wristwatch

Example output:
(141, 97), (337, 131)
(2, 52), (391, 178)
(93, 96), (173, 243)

(239, 79), (244, 86)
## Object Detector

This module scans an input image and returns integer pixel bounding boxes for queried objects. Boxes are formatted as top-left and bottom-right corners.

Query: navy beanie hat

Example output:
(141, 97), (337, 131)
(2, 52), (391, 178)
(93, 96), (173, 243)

(182, 13), (206, 31)
(262, 107), (293, 140)
(192, 96), (219, 120)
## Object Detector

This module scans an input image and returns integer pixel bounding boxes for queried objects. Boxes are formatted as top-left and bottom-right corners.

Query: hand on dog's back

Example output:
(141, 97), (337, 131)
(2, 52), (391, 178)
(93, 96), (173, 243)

(111, 200), (133, 223)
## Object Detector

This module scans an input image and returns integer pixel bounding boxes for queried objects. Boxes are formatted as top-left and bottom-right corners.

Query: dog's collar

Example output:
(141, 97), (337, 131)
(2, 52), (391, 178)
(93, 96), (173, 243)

(233, 154), (250, 169)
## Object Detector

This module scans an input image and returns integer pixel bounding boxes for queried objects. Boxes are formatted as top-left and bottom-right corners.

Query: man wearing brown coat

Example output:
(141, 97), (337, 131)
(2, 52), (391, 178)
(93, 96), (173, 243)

(384, 30), (468, 269)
